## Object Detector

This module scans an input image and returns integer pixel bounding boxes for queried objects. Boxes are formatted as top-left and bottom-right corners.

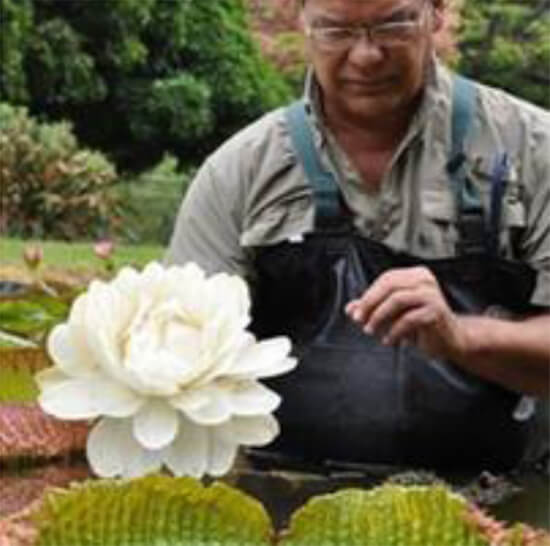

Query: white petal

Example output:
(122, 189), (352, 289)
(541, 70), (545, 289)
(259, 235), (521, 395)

(84, 284), (126, 380)
(194, 331), (255, 385)
(124, 448), (165, 479)
(206, 273), (250, 325)
(169, 388), (211, 413)
(208, 427), (238, 477)
(39, 376), (144, 420)
(87, 418), (163, 478)
(182, 387), (232, 426)
(162, 321), (202, 374)
(34, 366), (69, 390)
(231, 337), (296, 378)
(142, 261), (165, 281)
(251, 356), (298, 379)
(219, 415), (280, 447)
(110, 266), (141, 295)
(167, 263), (206, 316)
(163, 417), (209, 478)
(133, 400), (179, 450)
(87, 418), (128, 477)
(226, 380), (281, 416)
(47, 323), (97, 377)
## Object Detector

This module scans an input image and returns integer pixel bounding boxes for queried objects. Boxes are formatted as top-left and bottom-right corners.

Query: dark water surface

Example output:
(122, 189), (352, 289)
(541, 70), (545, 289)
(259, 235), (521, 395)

(489, 472), (549, 529)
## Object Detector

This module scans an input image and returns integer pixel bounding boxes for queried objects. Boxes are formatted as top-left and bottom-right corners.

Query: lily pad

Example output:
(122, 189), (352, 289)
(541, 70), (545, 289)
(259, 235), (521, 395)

(0, 348), (51, 404)
(279, 485), (490, 546)
(33, 475), (273, 546)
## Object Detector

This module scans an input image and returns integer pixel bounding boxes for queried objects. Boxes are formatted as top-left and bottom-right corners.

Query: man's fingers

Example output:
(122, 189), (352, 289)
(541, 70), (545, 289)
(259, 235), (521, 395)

(346, 267), (437, 323)
(382, 307), (437, 346)
(362, 288), (432, 336)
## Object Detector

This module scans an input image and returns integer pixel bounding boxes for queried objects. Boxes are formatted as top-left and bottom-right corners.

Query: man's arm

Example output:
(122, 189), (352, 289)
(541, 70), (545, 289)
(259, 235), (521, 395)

(345, 266), (550, 396)
(164, 161), (247, 277)
(455, 313), (550, 396)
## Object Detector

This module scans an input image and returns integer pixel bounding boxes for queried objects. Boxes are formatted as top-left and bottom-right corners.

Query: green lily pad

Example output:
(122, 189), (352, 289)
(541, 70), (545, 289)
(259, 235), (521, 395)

(279, 484), (490, 546)
(34, 475), (273, 546)
(0, 365), (38, 404)
(0, 293), (70, 340)
(0, 347), (50, 404)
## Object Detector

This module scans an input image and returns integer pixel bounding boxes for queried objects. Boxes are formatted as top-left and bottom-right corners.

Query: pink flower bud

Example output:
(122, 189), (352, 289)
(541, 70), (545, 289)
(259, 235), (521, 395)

(93, 239), (115, 260)
(23, 245), (43, 270)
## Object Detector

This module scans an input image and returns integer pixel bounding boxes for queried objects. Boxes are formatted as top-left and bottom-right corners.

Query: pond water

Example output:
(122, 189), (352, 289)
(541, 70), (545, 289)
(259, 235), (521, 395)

(490, 472), (549, 529)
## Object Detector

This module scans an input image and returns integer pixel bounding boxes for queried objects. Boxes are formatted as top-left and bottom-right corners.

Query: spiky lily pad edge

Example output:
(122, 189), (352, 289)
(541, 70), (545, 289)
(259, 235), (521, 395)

(32, 474), (274, 546)
(280, 484), (550, 546)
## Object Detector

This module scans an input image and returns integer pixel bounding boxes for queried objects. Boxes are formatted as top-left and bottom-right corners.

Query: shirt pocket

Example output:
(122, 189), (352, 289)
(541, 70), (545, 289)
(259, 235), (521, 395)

(420, 187), (457, 257)
(240, 197), (314, 247)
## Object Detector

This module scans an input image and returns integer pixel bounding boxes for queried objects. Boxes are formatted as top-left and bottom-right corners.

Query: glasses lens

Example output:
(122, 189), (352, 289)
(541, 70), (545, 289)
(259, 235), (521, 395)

(311, 27), (356, 51)
(371, 22), (419, 47)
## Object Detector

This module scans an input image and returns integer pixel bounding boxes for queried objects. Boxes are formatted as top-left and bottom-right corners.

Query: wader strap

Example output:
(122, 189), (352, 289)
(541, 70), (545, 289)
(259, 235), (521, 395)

(287, 77), (503, 251)
(285, 100), (344, 227)
(447, 75), (487, 255)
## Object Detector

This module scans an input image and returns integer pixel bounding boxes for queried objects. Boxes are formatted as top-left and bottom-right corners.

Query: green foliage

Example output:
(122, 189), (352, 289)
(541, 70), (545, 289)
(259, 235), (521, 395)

(34, 475), (273, 546)
(0, 361), (38, 403)
(0, 237), (163, 270)
(0, 0), (33, 102)
(458, 0), (550, 108)
(271, 31), (307, 95)
(26, 17), (107, 105)
(1, 0), (292, 169)
(116, 154), (192, 244)
(0, 292), (72, 342)
(23, 478), (545, 545)
(280, 485), (488, 546)
(0, 102), (122, 240)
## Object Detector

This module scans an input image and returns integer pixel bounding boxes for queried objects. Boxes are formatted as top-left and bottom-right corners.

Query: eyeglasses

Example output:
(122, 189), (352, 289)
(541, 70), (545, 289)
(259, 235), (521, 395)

(304, 2), (429, 52)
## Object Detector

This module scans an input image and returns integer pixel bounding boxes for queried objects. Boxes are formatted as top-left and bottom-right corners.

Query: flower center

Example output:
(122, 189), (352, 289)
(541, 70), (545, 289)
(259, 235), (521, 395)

(121, 298), (204, 396)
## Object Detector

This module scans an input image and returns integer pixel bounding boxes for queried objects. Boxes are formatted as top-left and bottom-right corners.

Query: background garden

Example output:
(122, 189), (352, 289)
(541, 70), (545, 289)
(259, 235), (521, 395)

(1, 0), (549, 261)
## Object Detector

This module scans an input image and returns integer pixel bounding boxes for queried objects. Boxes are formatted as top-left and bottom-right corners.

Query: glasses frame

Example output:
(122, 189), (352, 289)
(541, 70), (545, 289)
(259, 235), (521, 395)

(304, 1), (430, 52)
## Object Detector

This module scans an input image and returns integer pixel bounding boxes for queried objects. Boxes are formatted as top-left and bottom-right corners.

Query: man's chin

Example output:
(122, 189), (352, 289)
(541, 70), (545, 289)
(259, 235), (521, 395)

(345, 96), (403, 123)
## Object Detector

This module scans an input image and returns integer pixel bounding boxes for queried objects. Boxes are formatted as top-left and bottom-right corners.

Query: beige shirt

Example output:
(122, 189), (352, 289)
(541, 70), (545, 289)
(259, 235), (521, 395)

(165, 60), (550, 306)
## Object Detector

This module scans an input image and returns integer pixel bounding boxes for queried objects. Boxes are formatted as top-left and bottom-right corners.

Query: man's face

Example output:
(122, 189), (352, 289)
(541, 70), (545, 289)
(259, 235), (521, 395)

(302, 0), (443, 125)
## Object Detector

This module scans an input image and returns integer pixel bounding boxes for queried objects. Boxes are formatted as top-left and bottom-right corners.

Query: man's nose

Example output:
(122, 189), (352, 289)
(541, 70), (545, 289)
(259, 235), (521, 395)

(348, 30), (385, 64)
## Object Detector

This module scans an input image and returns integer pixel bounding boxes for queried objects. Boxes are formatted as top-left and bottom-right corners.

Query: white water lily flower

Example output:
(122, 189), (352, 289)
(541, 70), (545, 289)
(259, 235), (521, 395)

(36, 262), (297, 479)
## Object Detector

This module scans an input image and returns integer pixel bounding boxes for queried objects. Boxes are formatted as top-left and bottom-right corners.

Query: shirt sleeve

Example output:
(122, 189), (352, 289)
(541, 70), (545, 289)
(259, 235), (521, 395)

(520, 114), (550, 307)
(163, 160), (248, 278)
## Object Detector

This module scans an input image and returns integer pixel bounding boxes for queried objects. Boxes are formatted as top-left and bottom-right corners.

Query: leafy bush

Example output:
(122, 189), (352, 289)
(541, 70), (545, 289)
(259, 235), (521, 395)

(0, 0), (292, 170)
(458, 0), (550, 108)
(0, 102), (122, 240)
(116, 154), (192, 244)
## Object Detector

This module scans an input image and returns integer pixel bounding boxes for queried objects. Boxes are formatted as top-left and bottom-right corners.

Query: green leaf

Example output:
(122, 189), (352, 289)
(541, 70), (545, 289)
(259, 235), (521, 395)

(0, 364), (38, 404)
(34, 475), (273, 546)
(0, 347), (50, 403)
(279, 484), (490, 546)
(0, 294), (70, 339)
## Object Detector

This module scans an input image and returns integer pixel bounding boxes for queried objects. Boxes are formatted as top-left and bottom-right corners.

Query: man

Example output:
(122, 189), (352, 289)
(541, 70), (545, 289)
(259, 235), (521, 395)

(166, 0), (549, 470)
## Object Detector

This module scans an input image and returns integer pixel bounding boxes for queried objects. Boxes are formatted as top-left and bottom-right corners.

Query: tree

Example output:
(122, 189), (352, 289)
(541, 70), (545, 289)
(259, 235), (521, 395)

(458, 0), (550, 108)
(0, 0), (292, 169)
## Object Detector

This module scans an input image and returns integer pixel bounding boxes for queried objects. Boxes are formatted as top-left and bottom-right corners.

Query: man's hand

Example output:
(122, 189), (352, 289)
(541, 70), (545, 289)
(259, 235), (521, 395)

(345, 266), (468, 361)
(345, 266), (550, 396)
